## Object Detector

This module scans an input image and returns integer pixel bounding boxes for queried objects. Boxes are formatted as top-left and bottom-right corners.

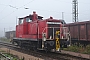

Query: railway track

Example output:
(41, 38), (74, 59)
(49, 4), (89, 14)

(0, 41), (90, 60)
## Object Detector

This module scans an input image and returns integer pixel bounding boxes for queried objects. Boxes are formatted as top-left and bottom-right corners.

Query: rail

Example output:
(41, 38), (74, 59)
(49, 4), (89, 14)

(0, 41), (90, 60)
(0, 53), (11, 60)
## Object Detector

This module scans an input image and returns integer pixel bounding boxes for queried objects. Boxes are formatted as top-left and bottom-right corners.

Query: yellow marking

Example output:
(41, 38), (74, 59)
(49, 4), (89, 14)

(56, 38), (60, 50)
(56, 31), (60, 35)
(55, 31), (60, 51)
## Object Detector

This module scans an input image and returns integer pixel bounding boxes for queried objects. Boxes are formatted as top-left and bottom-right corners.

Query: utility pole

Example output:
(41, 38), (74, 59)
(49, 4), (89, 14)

(62, 12), (64, 26)
(4, 28), (5, 37)
(16, 16), (17, 25)
(72, 0), (78, 22)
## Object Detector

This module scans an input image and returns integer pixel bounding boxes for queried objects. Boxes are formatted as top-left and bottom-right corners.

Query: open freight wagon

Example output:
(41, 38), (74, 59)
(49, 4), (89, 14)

(65, 21), (90, 45)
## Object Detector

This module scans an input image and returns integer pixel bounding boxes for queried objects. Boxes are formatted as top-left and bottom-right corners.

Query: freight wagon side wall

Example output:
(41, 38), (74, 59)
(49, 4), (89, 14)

(79, 24), (86, 40)
(65, 21), (90, 43)
(87, 23), (90, 41)
(77, 22), (90, 41)
(69, 25), (79, 40)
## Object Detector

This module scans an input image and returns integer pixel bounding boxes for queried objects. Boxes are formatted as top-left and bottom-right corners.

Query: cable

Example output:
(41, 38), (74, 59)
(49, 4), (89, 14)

(0, 3), (9, 6)
(9, 5), (18, 9)
(0, 0), (12, 15)
(79, 2), (90, 4)
(0, 10), (17, 21)
(0, 0), (35, 21)
(0, 0), (71, 19)
(53, 0), (71, 3)
(0, 0), (90, 22)
(19, 0), (35, 9)
(0, 6), (9, 14)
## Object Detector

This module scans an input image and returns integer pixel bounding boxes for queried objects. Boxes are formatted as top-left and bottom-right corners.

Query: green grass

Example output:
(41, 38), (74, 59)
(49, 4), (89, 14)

(0, 37), (11, 43)
(0, 48), (19, 60)
(63, 44), (90, 54)
(0, 52), (25, 60)
(3, 53), (19, 60)
(0, 50), (5, 52)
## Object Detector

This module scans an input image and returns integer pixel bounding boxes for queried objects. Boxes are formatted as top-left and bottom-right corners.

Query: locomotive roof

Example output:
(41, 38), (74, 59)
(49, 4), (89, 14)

(19, 15), (43, 19)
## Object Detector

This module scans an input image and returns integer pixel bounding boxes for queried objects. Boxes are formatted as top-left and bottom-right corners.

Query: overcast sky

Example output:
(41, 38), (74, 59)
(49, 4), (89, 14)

(0, 0), (90, 37)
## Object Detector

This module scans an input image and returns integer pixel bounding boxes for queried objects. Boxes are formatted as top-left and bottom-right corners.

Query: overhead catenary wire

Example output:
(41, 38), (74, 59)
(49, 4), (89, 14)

(0, 0), (90, 22)
(19, 0), (35, 9)
(0, 0), (12, 14)
(0, 0), (72, 18)
(0, 0), (35, 21)
(0, 3), (9, 6)
(78, 2), (90, 4)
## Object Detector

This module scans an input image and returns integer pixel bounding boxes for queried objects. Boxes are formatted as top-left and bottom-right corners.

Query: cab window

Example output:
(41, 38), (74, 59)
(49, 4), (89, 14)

(19, 19), (24, 24)
(26, 18), (32, 22)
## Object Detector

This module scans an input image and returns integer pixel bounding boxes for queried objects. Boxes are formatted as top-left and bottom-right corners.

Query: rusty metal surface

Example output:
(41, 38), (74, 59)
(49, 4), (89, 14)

(65, 21), (90, 42)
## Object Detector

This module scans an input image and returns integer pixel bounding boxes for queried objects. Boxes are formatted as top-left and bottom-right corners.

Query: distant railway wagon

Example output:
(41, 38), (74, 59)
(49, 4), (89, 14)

(12, 12), (70, 51)
(64, 21), (90, 45)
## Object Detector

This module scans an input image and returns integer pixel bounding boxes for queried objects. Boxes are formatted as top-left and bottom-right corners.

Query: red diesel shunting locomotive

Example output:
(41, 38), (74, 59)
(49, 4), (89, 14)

(12, 12), (69, 51)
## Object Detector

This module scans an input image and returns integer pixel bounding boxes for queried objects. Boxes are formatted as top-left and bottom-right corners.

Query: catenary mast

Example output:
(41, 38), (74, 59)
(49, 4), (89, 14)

(72, 0), (78, 22)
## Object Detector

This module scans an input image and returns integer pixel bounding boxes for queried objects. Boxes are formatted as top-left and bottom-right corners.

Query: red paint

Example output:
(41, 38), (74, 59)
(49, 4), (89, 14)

(16, 12), (64, 40)
(32, 11), (38, 21)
